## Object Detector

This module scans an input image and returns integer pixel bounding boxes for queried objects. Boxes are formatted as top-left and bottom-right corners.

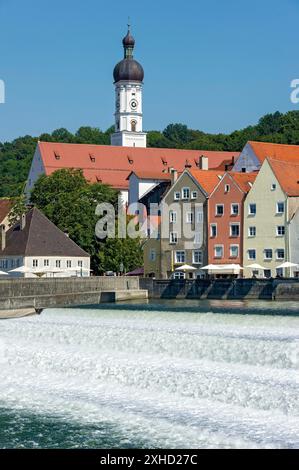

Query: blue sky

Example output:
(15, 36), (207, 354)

(0, 0), (299, 141)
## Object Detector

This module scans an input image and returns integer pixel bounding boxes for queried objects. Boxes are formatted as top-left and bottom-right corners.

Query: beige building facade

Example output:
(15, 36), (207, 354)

(243, 159), (299, 278)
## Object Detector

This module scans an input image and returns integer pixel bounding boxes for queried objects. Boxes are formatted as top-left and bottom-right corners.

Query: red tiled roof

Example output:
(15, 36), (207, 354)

(0, 199), (12, 224)
(189, 169), (224, 195)
(230, 172), (257, 193)
(38, 142), (239, 191)
(127, 170), (172, 181)
(249, 141), (299, 164)
(267, 158), (299, 196)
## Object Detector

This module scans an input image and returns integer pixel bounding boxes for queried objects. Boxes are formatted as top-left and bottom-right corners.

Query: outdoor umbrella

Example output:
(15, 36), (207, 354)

(201, 264), (224, 270)
(245, 263), (266, 270)
(9, 266), (35, 274)
(175, 264), (197, 271)
(0, 270), (8, 275)
(276, 261), (298, 269)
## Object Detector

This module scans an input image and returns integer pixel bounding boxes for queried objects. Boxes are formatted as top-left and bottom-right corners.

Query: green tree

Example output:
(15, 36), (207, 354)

(30, 169), (119, 271)
(97, 234), (143, 274)
(8, 194), (28, 227)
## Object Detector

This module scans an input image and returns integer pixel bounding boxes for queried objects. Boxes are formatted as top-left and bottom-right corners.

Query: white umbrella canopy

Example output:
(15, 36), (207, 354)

(175, 264), (197, 271)
(276, 261), (298, 269)
(223, 264), (243, 270)
(9, 266), (35, 274)
(201, 264), (224, 270)
(245, 263), (266, 270)
(0, 270), (8, 275)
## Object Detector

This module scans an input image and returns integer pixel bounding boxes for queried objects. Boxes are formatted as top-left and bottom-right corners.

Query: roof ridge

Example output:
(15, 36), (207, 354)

(249, 140), (299, 148)
(24, 207), (89, 257)
(268, 157), (299, 167)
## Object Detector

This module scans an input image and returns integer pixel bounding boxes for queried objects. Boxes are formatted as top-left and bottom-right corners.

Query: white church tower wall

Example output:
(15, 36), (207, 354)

(111, 26), (147, 148)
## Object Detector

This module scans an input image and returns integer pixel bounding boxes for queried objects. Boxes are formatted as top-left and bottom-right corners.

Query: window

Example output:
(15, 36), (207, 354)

(210, 224), (217, 237)
(249, 204), (256, 215)
(214, 245), (223, 258)
(276, 226), (285, 236)
(225, 184), (230, 193)
(276, 268), (283, 277)
(170, 232), (178, 244)
(248, 226), (256, 237)
(264, 269), (272, 279)
(149, 249), (156, 261)
(169, 211), (177, 223)
(67, 260), (72, 268)
(191, 191), (197, 199)
(186, 212), (193, 224)
(196, 211), (203, 223)
(230, 224), (240, 237)
(276, 249), (285, 260)
(44, 259), (49, 267)
(194, 232), (201, 244)
(231, 204), (239, 215)
(271, 184), (276, 191)
(173, 271), (185, 279)
(264, 249), (273, 260)
(174, 192), (180, 201)
(56, 260), (61, 268)
(78, 261), (83, 267)
(248, 249), (256, 260)
(276, 202), (284, 214)
(182, 187), (190, 200)
(230, 245), (239, 258)
(193, 250), (202, 264)
(131, 120), (137, 132)
(175, 251), (186, 263)
(32, 259), (38, 268)
(216, 204), (224, 216)
(242, 167), (246, 173)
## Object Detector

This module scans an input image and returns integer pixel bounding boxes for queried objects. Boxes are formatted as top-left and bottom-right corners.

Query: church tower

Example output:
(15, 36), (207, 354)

(111, 25), (147, 148)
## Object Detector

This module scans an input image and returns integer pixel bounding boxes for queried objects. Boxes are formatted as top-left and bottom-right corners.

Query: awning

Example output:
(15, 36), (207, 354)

(201, 264), (242, 274)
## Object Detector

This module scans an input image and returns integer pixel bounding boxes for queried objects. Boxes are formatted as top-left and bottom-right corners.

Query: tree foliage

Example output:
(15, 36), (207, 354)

(30, 168), (142, 273)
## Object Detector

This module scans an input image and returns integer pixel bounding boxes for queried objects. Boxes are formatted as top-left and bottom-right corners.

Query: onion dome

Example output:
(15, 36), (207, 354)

(113, 26), (144, 83)
(122, 31), (135, 47)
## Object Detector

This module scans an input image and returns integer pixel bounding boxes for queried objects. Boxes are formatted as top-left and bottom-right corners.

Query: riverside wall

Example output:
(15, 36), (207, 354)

(139, 278), (299, 301)
(0, 277), (144, 310)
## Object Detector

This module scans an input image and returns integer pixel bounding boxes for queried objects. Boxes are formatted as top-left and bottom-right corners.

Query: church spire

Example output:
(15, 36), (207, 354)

(122, 20), (135, 59)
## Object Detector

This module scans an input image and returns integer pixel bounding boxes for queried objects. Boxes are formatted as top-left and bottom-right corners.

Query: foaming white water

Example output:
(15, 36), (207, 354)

(1, 307), (299, 448)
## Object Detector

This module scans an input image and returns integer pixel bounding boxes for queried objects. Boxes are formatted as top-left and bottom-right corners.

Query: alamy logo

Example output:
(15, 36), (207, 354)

(0, 80), (5, 104)
(290, 79), (299, 104)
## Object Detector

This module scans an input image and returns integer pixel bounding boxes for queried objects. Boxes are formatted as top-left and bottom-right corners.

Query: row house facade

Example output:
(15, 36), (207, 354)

(243, 158), (299, 278)
(208, 172), (257, 276)
(144, 169), (224, 279)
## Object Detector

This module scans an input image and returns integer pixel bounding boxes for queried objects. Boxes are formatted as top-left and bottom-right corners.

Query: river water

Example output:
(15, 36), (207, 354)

(0, 299), (299, 449)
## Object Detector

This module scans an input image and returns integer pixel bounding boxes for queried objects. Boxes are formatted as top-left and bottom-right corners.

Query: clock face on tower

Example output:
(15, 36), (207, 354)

(130, 99), (138, 110)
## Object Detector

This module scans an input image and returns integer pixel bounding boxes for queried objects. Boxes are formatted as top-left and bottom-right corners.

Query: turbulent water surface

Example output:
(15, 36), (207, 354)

(0, 299), (299, 449)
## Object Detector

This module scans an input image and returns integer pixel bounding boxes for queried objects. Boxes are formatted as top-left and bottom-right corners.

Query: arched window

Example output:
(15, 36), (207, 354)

(131, 120), (137, 132)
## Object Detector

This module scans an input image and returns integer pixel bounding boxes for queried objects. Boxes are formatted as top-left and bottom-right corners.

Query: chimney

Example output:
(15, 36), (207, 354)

(200, 155), (209, 170)
(170, 169), (178, 185)
(1, 225), (5, 251)
(21, 213), (26, 230)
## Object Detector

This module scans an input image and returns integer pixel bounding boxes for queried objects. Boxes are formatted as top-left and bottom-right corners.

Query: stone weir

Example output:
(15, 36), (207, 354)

(0, 277), (148, 313)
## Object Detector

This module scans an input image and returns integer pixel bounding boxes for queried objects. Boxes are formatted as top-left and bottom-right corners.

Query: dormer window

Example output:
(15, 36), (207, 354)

(161, 158), (167, 166)
(89, 154), (96, 162)
(127, 156), (134, 164)
(54, 151), (61, 160)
